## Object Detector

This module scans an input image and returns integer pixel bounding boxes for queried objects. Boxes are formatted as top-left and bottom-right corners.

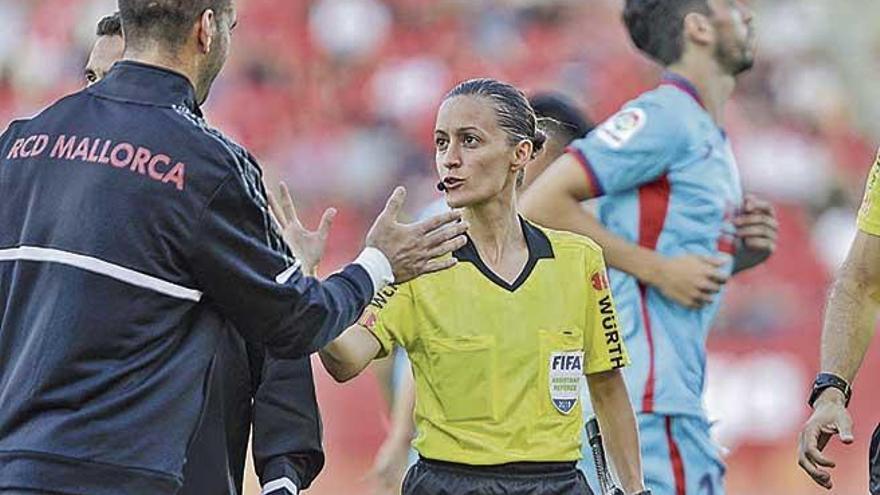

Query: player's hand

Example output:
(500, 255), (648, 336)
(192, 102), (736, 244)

(368, 434), (411, 494)
(734, 194), (778, 262)
(268, 181), (335, 277)
(366, 187), (468, 284)
(797, 388), (854, 490)
(653, 255), (729, 309)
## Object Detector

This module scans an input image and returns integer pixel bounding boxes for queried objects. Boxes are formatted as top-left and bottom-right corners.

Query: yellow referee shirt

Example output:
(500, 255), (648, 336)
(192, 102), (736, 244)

(859, 150), (880, 235)
(358, 217), (629, 465)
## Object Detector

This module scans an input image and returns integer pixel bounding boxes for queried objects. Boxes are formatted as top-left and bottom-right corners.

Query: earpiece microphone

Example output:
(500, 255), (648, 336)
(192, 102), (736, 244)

(436, 181), (447, 192)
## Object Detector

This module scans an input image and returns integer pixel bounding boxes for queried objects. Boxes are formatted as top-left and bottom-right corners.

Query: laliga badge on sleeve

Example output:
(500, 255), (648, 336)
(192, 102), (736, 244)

(549, 351), (584, 414)
(596, 107), (646, 149)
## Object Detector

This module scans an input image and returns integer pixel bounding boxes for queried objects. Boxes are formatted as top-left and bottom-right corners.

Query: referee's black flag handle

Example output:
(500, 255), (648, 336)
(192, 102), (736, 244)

(585, 416), (625, 495)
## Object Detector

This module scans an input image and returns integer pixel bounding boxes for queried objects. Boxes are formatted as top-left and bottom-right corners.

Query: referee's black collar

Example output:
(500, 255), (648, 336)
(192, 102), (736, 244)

(453, 216), (554, 292)
(88, 60), (202, 117)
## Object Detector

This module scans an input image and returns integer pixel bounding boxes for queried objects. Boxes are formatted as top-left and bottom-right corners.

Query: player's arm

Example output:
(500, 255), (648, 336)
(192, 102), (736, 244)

(521, 153), (728, 309)
(798, 229), (880, 488)
(587, 369), (645, 494)
(520, 153), (665, 285)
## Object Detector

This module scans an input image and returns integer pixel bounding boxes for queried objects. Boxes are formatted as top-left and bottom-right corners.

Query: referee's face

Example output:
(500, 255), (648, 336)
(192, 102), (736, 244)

(434, 95), (519, 208)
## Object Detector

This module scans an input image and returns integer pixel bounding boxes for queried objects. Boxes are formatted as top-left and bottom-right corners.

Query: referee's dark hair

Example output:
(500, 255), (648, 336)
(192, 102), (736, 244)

(119, 0), (232, 51)
(623, 0), (710, 65)
(529, 93), (594, 145)
(96, 11), (122, 37)
(445, 78), (547, 159)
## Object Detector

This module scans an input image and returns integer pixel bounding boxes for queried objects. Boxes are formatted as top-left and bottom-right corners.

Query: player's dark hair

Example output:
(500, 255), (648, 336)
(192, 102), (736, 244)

(444, 78), (547, 160)
(96, 12), (122, 37)
(119, 0), (231, 51)
(529, 93), (594, 145)
(623, 0), (710, 66)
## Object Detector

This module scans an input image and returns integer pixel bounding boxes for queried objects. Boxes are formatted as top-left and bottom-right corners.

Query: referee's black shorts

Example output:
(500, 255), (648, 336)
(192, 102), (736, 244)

(402, 457), (594, 495)
(871, 423), (880, 494)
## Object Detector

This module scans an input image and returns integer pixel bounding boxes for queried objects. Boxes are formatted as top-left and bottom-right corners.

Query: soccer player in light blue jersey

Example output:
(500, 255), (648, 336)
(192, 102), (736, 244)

(521, 1), (778, 494)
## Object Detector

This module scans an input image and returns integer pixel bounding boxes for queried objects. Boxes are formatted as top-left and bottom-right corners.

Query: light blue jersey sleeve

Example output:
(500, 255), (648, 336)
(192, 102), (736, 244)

(567, 97), (690, 196)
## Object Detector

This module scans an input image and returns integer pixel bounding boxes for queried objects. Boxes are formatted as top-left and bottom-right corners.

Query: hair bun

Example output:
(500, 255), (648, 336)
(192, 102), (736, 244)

(532, 129), (547, 155)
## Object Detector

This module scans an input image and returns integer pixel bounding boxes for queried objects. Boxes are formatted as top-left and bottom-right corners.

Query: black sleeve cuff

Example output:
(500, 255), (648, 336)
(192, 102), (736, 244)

(260, 457), (309, 494)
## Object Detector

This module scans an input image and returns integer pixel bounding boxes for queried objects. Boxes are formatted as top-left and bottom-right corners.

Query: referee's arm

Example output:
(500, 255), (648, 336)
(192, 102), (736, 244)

(319, 325), (383, 382)
(798, 229), (880, 488)
(587, 369), (644, 494)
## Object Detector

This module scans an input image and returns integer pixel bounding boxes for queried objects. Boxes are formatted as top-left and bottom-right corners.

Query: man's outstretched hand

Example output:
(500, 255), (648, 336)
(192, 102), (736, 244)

(366, 187), (467, 284)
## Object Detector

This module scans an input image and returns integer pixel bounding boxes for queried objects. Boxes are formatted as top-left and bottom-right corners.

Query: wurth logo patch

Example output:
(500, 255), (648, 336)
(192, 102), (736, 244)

(369, 284), (399, 310)
(599, 295), (626, 369)
(591, 271), (609, 291)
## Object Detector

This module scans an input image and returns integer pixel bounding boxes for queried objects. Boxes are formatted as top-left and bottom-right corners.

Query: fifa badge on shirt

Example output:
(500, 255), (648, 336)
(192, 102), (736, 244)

(549, 351), (584, 414)
(596, 107), (646, 149)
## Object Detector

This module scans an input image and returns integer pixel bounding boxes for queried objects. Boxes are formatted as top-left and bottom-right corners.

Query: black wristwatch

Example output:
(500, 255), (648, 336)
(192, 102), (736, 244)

(808, 372), (852, 408)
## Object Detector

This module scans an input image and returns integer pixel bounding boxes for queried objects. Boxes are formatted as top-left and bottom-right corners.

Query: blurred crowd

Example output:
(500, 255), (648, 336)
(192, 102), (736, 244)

(2, 0), (879, 493)
(1, 0), (875, 324)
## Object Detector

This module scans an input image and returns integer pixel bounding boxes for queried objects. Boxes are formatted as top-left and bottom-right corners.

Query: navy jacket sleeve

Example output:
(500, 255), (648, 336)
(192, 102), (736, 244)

(250, 348), (324, 491)
(189, 172), (374, 358)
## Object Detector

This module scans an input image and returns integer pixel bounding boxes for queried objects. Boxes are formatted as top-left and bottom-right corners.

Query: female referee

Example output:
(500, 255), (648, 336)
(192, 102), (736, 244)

(283, 79), (648, 495)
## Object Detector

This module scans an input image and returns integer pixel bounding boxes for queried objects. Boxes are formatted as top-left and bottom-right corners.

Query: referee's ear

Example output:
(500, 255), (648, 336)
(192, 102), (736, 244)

(511, 138), (533, 170)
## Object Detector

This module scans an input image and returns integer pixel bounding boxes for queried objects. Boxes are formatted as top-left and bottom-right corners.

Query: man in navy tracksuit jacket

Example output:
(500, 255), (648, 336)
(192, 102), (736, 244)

(86, 12), (324, 495)
(0, 1), (465, 494)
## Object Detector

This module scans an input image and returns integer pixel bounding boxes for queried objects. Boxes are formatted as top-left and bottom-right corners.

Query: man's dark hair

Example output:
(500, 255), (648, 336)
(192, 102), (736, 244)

(623, 0), (710, 66)
(529, 93), (594, 145)
(119, 0), (230, 50)
(96, 12), (122, 37)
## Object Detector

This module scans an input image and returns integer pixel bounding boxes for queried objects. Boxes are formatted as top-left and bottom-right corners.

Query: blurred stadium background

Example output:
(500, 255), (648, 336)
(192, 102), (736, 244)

(4, 0), (880, 493)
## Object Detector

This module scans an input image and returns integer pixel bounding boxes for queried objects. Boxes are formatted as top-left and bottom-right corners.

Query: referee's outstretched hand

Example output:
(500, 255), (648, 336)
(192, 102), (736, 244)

(367, 187), (468, 284)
